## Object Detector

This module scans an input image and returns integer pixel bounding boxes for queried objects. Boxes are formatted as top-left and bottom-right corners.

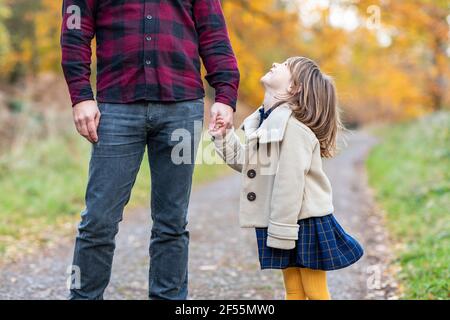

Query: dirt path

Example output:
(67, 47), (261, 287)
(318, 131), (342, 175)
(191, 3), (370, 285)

(0, 131), (398, 300)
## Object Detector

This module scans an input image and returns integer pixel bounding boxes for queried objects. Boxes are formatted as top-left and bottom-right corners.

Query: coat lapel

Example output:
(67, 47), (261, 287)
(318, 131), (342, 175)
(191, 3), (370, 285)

(239, 103), (293, 143)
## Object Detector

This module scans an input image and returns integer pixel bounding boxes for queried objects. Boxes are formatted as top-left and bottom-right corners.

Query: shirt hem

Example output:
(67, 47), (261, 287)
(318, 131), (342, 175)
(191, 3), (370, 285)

(96, 94), (206, 105)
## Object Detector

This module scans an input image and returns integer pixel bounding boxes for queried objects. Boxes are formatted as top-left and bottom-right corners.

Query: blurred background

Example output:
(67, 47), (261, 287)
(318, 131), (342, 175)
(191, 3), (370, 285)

(0, 0), (448, 299)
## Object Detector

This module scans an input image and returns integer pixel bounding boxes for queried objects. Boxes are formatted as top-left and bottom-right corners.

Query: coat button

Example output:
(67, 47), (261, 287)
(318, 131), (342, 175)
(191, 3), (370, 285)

(247, 192), (256, 201)
(247, 169), (256, 179)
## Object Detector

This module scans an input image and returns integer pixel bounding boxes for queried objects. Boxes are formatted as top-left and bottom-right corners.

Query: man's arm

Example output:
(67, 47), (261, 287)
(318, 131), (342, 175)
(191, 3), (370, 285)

(193, 0), (240, 136)
(193, 0), (240, 111)
(61, 0), (100, 143)
(61, 0), (97, 107)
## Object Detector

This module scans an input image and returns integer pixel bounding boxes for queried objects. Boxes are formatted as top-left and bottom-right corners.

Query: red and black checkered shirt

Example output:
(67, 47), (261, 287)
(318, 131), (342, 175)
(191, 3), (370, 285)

(61, 0), (240, 110)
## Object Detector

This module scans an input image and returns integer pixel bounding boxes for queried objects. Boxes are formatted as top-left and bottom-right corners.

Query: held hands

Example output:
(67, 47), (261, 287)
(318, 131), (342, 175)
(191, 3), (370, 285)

(73, 100), (233, 143)
(208, 115), (227, 138)
(208, 102), (234, 138)
(72, 100), (101, 143)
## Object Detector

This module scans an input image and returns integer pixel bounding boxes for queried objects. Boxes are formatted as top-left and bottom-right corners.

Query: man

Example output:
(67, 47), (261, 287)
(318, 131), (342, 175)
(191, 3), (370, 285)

(61, 0), (239, 300)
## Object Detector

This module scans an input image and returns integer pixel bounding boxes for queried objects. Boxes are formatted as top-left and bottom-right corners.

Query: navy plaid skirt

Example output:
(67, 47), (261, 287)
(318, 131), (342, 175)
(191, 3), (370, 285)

(255, 214), (364, 271)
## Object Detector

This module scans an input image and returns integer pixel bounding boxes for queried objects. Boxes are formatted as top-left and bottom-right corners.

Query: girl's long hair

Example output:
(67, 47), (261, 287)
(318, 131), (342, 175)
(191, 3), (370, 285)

(273, 56), (344, 158)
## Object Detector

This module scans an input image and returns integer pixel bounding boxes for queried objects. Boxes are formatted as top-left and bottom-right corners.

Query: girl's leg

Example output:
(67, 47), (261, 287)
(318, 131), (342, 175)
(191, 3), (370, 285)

(299, 268), (331, 300)
(281, 268), (306, 300)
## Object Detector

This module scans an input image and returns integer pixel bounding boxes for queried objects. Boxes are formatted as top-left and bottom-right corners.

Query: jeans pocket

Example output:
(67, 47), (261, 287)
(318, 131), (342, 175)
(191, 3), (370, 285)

(190, 98), (205, 118)
(97, 102), (106, 112)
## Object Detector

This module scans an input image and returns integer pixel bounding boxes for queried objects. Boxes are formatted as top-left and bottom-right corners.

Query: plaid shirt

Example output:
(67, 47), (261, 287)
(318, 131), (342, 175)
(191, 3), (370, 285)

(61, 0), (240, 110)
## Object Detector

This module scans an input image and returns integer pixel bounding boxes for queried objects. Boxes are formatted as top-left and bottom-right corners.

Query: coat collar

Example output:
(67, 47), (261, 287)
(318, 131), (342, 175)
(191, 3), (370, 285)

(238, 103), (293, 143)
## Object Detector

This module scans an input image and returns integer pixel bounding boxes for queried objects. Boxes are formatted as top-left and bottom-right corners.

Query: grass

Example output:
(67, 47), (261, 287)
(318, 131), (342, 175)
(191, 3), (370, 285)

(0, 130), (232, 259)
(366, 111), (450, 300)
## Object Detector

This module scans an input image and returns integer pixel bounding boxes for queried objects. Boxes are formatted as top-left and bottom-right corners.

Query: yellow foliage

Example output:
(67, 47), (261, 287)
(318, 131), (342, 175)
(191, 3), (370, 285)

(0, 0), (10, 64)
(0, 0), (448, 122)
(33, 0), (62, 73)
(221, 0), (305, 107)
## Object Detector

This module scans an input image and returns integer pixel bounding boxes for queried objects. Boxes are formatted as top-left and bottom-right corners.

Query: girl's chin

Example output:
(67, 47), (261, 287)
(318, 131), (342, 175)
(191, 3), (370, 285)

(260, 74), (272, 85)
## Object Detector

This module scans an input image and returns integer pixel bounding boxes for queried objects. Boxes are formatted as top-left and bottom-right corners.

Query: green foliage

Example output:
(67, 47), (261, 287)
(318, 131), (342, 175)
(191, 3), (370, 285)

(6, 99), (26, 113)
(0, 134), (90, 237)
(367, 112), (450, 299)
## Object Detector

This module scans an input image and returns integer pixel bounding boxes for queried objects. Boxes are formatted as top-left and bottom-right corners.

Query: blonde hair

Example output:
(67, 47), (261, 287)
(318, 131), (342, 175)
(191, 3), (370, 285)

(274, 56), (344, 158)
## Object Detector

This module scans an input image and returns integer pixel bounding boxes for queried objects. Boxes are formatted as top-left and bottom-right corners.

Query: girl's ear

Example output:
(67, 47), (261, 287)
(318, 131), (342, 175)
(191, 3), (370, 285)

(289, 82), (302, 95)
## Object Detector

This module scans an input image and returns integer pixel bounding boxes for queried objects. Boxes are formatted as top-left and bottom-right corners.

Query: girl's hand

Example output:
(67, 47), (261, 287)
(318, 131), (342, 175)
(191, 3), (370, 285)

(208, 116), (228, 138)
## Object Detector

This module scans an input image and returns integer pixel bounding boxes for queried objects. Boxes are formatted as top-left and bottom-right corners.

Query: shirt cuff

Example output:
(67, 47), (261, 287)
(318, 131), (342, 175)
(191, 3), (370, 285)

(71, 96), (95, 108)
(215, 94), (237, 112)
(68, 83), (95, 107)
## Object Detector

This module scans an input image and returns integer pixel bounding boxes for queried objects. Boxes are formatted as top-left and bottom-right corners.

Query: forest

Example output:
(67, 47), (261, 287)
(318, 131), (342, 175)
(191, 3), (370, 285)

(0, 0), (448, 123)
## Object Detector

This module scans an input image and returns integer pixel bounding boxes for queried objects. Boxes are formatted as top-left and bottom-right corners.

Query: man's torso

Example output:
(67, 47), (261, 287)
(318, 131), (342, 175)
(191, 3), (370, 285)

(94, 0), (203, 103)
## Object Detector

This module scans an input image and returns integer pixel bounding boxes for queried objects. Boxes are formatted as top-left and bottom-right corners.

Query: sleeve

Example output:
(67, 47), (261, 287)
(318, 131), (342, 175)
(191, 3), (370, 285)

(60, 0), (97, 107)
(211, 127), (245, 173)
(193, 0), (240, 111)
(266, 123), (316, 250)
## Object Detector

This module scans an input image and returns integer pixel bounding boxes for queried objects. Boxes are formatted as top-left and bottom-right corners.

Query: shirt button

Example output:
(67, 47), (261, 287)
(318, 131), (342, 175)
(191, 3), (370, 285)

(146, 36), (152, 41)
(247, 169), (256, 179)
(247, 192), (256, 202)
(146, 15), (152, 20)
(145, 60), (151, 65)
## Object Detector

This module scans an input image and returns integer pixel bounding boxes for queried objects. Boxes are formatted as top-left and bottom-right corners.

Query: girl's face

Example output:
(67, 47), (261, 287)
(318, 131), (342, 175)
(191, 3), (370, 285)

(261, 60), (292, 94)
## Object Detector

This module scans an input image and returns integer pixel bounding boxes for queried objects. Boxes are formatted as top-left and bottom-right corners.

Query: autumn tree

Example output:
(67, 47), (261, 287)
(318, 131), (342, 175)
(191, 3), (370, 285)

(355, 0), (449, 111)
(1, 0), (61, 82)
(293, 0), (448, 122)
(0, 0), (10, 69)
(33, 0), (63, 73)
(220, 0), (303, 107)
(0, 0), (447, 122)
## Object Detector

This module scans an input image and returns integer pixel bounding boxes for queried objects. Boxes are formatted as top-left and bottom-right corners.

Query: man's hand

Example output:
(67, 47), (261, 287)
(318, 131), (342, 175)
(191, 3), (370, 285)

(209, 102), (233, 137)
(72, 100), (101, 143)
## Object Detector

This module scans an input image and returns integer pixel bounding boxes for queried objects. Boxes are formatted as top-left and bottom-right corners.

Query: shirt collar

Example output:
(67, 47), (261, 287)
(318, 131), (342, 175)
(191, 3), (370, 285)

(238, 103), (293, 143)
(258, 106), (276, 128)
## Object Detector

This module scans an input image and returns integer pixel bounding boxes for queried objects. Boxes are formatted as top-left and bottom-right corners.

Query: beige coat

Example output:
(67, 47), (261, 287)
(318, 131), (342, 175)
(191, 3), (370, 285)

(212, 103), (334, 250)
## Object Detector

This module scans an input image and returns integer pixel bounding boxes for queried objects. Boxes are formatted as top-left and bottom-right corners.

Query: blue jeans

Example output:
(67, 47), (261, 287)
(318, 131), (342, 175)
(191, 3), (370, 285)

(69, 99), (204, 300)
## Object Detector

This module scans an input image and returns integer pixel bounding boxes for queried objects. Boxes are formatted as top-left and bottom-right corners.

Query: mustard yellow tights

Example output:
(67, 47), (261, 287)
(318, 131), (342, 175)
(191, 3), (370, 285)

(282, 267), (331, 300)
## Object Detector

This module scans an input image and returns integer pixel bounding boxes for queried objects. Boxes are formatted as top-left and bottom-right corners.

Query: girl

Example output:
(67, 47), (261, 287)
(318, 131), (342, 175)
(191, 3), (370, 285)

(209, 56), (363, 300)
